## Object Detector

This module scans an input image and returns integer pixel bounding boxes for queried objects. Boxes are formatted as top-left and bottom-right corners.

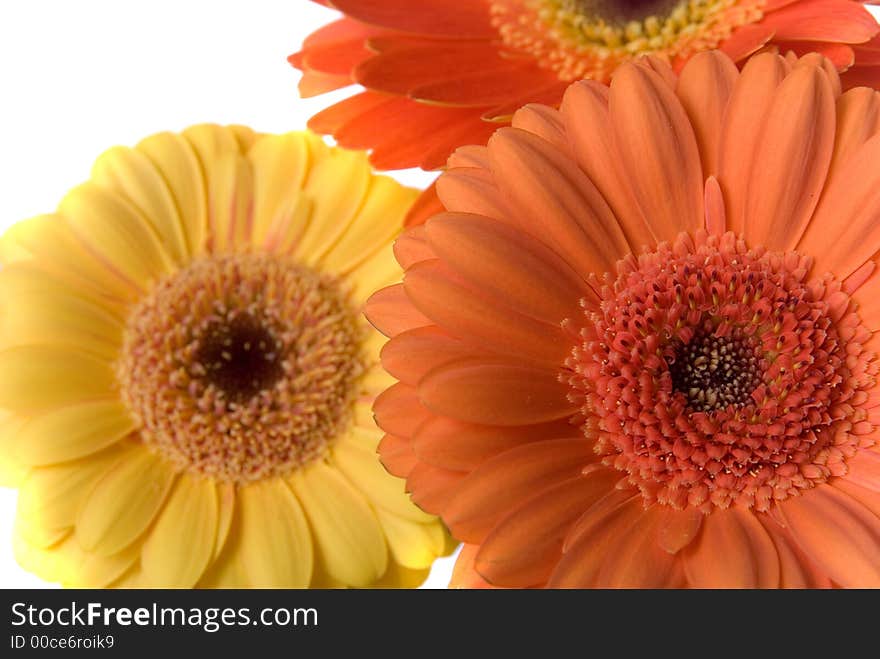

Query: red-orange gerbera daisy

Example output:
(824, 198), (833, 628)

(291, 0), (880, 175)
(366, 50), (880, 588)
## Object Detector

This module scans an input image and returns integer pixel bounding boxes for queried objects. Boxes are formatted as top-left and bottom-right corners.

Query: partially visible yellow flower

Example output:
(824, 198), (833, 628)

(0, 125), (453, 588)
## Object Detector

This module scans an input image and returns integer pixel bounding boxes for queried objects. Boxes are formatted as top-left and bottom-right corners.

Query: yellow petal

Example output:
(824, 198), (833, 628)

(346, 241), (403, 306)
(320, 175), (415, 275)
(228, 124), (260, 153)
(0, 215), (139, 302)
(16, 400), (136, 466)
(235, 478), (313, 587)
(0, 346), (117, 413)
(293, 148), (371, 265)
(265, 194), (313, 255)
(372, 560), (431, 589)
(140, 473), (218, 587)
(213, 481), (236, 560)
(182, 124), (251, 253)
(59, 182), (175, 290)
(92, 146), (190, 265)
(248, 132), (310, 247)
(0, 260), (126, 321)
(0, 274), (124, 360)
(375, 508), (449, 570)
(332, 432), (434, 523)
(207, 152), (253, 253)
(359, 362), (398, 398)
(76, 445), (176, 556)
(14, 532), (139, 588)
(16, 446), (124, 547)
(290, 461), (388, 587)
(0, 223), (34, 264)
(136, 131), (208, 258)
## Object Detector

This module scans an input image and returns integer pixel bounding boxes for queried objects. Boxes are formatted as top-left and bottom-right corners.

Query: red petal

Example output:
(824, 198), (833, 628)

(403, 182), (443, 228)
(328, 0), (496, 38)
(760, 0), (879, 43)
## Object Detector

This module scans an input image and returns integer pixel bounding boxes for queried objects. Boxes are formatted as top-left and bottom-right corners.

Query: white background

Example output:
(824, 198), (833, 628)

(0, 0), (450, 588)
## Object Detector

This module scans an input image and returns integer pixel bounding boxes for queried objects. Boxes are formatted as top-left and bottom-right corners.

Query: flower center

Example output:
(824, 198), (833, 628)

(193, 313), (284, 402)
(490, 0), (763, 82)
(117, 254), (365, 483)
(669, 324), (762, 412)
(567, 232), (876, 512)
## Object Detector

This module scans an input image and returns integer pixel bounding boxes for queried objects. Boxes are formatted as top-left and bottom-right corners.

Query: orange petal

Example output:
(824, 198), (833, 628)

(510, 104), (571, 156)
(560, 80), (654, 247)
(373, 382), (432, 438)
(425, 212), (589, 323)
(364, 283), (431, 338)
(656, 506), (704, 554)
(596, 506), (684, 587)
(377, 434), (418, 478)
(443, 439), (598, 543)
(547, 496), (646, 587)
(609, 63), (704, 241)
(394, 226), (436, 267)
(704, 176), (727, 235)
(412, 415), (577, 472)
(743, 64), (836, 251)
(682, 506), (780, 588)
(404, 259), (573, 367)
(488, 127), (630, 276)
(381, 326), (473, 386)
(418, 357), (577, 427)
(840, 448), (880, 492)
(797, 132), (880, 278)
(450, 544), (498, 589)
(779, 484), (880, 587)
(405, 462), (466, 514)
(757, 514), (832, 588)
(828, 87), (880, 182)
(436, 167), (512, 222)
(676, 51), (739, 177)
(477, 472), (619, 587)
(718, 53), (789, 235)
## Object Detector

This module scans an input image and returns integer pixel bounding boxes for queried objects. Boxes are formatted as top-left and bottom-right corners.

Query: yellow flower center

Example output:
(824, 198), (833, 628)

(491, 0), (764, 80)
(117, 253), (365, 483)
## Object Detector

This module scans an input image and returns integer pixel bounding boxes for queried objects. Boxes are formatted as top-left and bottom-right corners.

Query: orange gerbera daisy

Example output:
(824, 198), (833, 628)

(291, 0), (880, 174)
(366, 50), (880, 588)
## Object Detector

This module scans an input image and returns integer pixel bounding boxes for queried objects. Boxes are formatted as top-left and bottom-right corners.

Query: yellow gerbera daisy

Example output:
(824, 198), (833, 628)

(0, 124), (453, 588)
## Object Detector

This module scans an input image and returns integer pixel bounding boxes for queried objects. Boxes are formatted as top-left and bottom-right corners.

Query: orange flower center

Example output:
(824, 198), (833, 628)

(117, 254), (364, 483)
(567, 232), (876, 512)
(490, 0), (764, 81)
